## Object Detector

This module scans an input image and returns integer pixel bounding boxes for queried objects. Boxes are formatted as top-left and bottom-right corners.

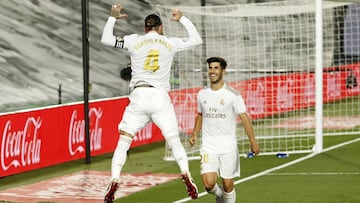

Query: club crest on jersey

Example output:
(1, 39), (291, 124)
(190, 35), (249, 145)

(220, 99), (225, 106)
(115, 36), (124, 48)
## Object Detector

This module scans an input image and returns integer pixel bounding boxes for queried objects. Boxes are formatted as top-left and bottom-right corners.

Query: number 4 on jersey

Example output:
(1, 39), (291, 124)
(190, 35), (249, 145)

(144, 49), (160, 72)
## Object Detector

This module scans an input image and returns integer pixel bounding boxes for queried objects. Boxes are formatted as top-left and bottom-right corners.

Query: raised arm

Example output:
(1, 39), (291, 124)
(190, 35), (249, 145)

(171, 9), (203, 50)
(101, 3), (128, 47)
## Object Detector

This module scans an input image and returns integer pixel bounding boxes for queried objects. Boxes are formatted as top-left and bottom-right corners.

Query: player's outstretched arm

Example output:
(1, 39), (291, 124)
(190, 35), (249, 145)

(101, 3), (128, 46)
(172, 9), (203, 50)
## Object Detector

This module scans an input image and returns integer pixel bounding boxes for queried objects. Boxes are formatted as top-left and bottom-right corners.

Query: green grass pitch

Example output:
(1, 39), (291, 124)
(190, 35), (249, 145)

(0, 134), (359, 203)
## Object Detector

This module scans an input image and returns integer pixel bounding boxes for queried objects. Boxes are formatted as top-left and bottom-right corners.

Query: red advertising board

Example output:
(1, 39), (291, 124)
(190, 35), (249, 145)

(233, 64), (360, 119)
(1, 63), (359, 177)
(0, 97), (163, 177)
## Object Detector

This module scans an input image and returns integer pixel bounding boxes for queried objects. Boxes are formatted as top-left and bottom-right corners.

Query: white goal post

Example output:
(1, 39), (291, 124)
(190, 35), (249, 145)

(155, 0), (360, 161)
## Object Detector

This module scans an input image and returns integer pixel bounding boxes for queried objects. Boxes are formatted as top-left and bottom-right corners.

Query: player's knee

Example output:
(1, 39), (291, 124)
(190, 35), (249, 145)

(117, 134), (133, 151)
(204, 182), (217, 193)
(201, 173), (219, 192)
(222, 180), (234, 193)
(119, 129), (134, 138)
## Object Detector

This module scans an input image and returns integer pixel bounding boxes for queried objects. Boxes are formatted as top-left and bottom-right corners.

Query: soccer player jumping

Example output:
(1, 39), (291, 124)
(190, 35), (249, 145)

(101, 3), (202, 203)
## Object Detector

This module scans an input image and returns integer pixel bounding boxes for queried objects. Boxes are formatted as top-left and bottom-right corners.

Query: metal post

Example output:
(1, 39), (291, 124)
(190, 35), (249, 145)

(81, 0), (91, 163)
(315, 0), (323, 153)
(58, 84), (62, 104)
(201, 0), (208, 86)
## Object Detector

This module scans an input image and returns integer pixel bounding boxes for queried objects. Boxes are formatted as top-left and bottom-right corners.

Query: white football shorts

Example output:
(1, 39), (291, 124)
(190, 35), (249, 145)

(118, 87), (179, 138)
(200, 148), (240, 179)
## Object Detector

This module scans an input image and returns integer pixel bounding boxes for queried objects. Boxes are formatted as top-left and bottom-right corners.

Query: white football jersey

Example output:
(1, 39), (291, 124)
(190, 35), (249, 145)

(197, 84), (247, 154)
(101, 16), (202, 91)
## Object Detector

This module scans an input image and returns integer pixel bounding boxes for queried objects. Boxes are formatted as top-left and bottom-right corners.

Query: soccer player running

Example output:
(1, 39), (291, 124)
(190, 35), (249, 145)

(190, 57), (260, 203)
(100, 3), (202, 203)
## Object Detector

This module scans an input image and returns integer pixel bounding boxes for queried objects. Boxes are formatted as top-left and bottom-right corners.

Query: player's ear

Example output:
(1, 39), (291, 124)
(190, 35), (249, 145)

(158, 25), (163, 34)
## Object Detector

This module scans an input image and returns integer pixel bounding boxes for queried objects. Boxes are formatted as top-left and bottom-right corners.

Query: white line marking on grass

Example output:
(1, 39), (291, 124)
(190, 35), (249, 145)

(266, 172), (360, 176)
(173, 137), (360, 203)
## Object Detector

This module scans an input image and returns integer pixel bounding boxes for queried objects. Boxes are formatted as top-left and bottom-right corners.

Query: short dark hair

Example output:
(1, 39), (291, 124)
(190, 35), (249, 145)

(206, 57), (227, 69)
(145, 14), (162, 30)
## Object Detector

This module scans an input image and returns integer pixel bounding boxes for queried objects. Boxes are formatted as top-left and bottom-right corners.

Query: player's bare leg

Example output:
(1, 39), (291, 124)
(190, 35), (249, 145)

(202, 173), (224, 202)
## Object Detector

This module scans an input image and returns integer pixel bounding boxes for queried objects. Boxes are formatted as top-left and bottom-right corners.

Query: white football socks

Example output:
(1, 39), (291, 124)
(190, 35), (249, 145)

(223, 189), (236, 203)
(167, 137), (189, 173)
(209, 183), (224, 198)
(111, 135), (132, 180)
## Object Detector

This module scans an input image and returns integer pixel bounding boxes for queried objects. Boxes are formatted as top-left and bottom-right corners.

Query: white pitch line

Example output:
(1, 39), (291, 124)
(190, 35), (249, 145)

(173, 137), (360, 203)
(266, 172), (360, 175)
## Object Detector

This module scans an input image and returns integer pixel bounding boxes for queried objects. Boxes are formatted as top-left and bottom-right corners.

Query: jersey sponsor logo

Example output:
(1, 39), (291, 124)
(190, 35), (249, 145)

(204, 107), (226, 119)
(203, 112), (226, 119)
(115, 36), (124, 48)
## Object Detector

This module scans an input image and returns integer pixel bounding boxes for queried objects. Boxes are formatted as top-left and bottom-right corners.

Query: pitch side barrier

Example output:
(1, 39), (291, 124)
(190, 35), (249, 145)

(1, 63), (359, 177)
(0, 96), (164, 177)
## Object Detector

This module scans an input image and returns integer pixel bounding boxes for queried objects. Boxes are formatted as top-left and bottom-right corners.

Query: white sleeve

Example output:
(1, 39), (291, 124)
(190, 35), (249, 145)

(101, 17), (117, 47)
(197, 91), (204, 113)
(172, 16), (203, 51)
(234, 95), (247, 114)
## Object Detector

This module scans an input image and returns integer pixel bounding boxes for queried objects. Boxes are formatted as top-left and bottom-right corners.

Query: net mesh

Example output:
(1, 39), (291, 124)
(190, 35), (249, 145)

(156, 0), (360, 160)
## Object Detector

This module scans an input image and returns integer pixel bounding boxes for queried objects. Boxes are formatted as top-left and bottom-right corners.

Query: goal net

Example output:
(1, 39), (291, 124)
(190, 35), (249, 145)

(155, 0), (360, 160)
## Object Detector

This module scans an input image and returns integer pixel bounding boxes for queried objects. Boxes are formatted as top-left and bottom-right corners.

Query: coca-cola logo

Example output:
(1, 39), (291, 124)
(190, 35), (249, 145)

(68, 108), (103, 156)
(1, 117), (42, 171)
